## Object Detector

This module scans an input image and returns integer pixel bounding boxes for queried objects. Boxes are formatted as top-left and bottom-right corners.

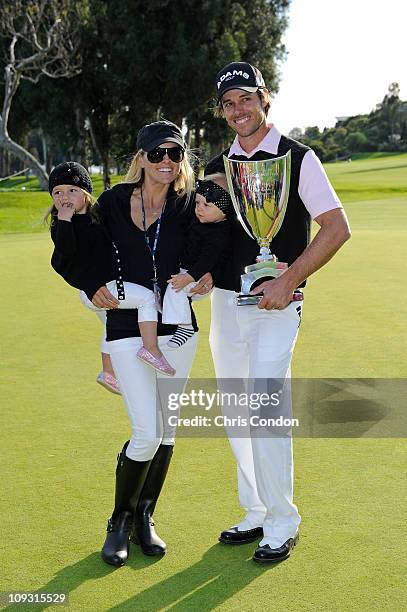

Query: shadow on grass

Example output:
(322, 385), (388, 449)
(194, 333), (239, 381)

(111, 543), (276, 611)
(293, 378), (394, 437)
(2, 544), (277, 611)
(349, 163), (407, 174)
(1, 552), (113, 611)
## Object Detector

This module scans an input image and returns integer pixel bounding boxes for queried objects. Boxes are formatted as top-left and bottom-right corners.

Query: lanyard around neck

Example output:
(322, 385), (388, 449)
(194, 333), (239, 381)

(140, 187), (166, 281)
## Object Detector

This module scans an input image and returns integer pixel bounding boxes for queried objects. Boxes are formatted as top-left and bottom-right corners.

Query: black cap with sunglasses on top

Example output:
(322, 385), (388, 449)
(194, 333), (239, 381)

(137, 120), (185, 152)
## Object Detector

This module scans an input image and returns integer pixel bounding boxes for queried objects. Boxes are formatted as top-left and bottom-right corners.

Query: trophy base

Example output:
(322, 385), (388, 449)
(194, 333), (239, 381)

(245, 260), (288, 274)
(236, 291), (304, 307)
(236, 295), (263, 306)
(241, 261), (286, 295)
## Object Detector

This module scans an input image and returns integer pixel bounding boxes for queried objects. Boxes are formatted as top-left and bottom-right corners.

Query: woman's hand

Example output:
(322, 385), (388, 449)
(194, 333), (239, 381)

(169, 272), (195, 292)
(189, 272), (213, 295)
(92, 286), (120, 309)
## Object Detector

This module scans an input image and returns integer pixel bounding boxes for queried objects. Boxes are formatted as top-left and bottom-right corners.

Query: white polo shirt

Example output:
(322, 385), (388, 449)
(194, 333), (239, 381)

(229, 124), (342, 220)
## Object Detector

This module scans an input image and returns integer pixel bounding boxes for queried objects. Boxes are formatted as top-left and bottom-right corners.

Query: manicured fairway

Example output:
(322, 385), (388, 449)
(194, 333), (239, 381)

(1, 154), (406, 611)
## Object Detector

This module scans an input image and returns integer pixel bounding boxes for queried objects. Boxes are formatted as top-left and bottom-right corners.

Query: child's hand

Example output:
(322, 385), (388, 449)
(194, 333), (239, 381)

(55, 200), (75, 221)
(169, 272), (194, 292)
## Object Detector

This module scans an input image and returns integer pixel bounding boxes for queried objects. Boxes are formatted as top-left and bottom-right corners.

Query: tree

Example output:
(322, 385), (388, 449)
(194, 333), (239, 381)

(0, 0), (82, 188)
(381, 82), (401, 143)
(304, 126), (321, 140)
(344, 131), (368, 152)
(96, 0), (291, 162)
(1, 0), (292, 184)
(288, 127), (303, 140)
(307, 139), (326, 161)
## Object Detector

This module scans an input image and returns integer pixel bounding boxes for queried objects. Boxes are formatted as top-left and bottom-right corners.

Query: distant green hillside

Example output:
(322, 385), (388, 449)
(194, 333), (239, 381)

(0, 153), (406, 234)
(325, 152), (407, 203)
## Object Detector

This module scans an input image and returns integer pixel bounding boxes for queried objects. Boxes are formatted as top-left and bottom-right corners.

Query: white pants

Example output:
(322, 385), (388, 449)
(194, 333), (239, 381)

(81, 278), (202, 345)
(162, 268), (211, 325)
(209, 287), (302, 547)
(162, 282), (194, 325)
(108, 333), (198, 461)
(80, 280), (158, 354)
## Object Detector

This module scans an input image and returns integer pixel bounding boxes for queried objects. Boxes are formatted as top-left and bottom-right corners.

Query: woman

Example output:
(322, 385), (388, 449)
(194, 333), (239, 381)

(92, 120), (209, 566)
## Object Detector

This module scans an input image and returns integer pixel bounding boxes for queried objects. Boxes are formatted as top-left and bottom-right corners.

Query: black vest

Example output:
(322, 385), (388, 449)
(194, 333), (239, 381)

(205, 135), (311, 291)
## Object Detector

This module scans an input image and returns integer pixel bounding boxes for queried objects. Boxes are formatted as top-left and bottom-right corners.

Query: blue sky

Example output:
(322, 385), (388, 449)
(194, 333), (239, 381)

(271, 0), (406, 133)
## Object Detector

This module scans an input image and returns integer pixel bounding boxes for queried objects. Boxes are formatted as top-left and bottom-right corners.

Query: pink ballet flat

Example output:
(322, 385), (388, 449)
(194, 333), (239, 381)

(96, 371), (121, 395)
(136, 347), (176, 376)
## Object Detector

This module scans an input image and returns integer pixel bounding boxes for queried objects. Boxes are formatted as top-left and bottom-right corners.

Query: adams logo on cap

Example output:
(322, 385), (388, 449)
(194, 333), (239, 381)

(217, 69), (251, 90)
(215, 61), (265, 99)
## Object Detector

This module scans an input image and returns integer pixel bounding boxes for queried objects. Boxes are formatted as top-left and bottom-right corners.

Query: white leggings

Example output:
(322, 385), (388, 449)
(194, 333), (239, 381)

(108, 333), (198, 461)
(80, 280), (158, 354)
(162, 269), (213, 324)
(80, 280), (157, 320)
(80, 278), (200, 347)
(162, 282), (193, 325)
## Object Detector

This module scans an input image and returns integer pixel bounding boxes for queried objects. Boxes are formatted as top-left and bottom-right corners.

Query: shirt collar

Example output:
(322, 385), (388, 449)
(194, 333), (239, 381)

(229, 123), (281, 158)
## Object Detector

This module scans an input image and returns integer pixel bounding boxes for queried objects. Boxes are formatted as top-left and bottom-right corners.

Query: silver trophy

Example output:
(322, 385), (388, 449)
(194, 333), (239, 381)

(223, 151), (291, 306)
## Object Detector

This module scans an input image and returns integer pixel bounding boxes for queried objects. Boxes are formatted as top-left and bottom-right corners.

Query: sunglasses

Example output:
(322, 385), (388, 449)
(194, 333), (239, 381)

(147, 146), (184, 164)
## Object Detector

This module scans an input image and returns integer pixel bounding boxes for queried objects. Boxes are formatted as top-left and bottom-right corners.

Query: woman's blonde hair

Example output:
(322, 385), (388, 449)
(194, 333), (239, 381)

(124, 148), (195, 202)
(213, 88), (271, 118)
(43, 189), (95, 225)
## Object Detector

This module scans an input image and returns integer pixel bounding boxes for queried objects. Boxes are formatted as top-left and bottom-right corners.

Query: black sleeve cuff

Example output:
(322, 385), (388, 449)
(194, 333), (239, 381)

(52, 219), (77, 255)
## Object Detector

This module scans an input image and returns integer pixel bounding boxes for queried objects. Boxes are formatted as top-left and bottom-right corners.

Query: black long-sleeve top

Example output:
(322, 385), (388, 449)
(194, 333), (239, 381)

(50, 214), (116, 301)
(181, 218), (231, 281)
(94, 182), (198, 341)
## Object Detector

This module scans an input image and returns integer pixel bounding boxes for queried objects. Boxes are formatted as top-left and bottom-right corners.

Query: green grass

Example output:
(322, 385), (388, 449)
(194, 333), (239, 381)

(325, 152), (407, 203)
(1, 154), (406, 611)
(1, 152), (406, 234)
(0, 173), (118, 193)
(0, 175), (122, 234)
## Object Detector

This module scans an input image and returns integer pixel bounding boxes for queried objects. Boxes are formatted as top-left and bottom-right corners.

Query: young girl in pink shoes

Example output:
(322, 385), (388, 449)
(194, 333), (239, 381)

(47, 161), (176, 381)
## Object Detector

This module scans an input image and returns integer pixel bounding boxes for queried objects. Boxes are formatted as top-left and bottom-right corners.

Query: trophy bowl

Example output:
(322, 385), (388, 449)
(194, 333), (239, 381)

(223, 150), (292, 305)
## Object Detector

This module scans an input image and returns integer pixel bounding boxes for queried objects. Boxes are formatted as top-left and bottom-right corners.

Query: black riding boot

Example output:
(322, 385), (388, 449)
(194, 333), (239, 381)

(101, 441), (151, 567)
(131, 444), (173, 556)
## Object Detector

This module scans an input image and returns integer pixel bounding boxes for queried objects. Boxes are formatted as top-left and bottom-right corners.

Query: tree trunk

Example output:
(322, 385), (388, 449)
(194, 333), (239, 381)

(1, 64), (48, 189)
(40, 131), (47, 170)
(194, 124), (202, 149)
(87, 115), (110, 190)
(0, 134), (48, 189)
(74, 107), (87, 166)
(102, 150), (111, 190)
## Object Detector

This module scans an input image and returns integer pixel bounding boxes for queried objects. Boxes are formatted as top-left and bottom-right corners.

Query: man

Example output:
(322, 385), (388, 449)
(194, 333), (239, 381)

(205, 62), (351, 563)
